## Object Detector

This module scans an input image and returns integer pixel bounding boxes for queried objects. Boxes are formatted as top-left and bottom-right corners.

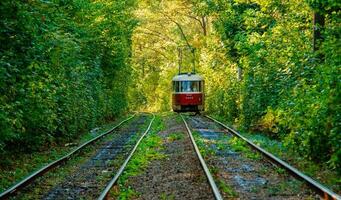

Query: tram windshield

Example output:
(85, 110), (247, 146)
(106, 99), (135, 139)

(173, 81), (202, 92)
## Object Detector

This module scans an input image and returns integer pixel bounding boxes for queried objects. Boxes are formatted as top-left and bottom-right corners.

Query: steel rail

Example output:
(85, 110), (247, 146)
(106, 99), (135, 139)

(206, 115), (341, 200)
(98, 113), (155, 200)
(0, 114), (136, 199)
(180, 114), (223, 200)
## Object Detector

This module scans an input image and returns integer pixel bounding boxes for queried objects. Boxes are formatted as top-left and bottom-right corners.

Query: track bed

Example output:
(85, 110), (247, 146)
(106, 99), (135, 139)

(4, 113), (338, 200)
(11, 114), (151, 199)
(185, 115), (320, 199)
(111, 113), (215, 200)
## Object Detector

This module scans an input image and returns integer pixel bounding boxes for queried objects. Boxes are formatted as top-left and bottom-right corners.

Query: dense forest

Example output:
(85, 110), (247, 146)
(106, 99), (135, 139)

(0, 0), (340, 178)
(0, 0), (137, 157)
(128, 0), (340, 171)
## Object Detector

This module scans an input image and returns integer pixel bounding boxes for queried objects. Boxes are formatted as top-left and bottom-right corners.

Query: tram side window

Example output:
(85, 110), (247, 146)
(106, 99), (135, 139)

(173, 81), (180, 92)
(191, 81), (200, 92)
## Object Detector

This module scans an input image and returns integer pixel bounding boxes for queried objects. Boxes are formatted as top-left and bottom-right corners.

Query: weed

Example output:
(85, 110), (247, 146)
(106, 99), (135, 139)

(228, 137), (248, 152)
(152, 115), (165, 133)
(167, 132), (184, 142)
(210, 166), (219, 176)
(160, 192), (175, 200)
(192, 131), (219, 158)
(119, 134), (165, 183)
(228, 137), (261, 160)
(275, 167), (286, 175)
(218, 180), (238, 197)
(259, 166), (269, 174)
(175, 114), (183, 124)
(250, 186), (260, 193)
(117, 187), (139, 200)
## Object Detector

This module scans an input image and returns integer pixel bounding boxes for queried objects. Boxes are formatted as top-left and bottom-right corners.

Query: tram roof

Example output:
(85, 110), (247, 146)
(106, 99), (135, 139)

(172, 73), (203, 81)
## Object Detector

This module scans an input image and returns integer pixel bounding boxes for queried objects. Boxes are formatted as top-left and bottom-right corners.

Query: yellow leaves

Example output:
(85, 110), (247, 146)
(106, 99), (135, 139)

(94, 15), (105, 23)
(192, 35), (202, 48)
(248, 32), (261, 44)
(259, 108), (279, 133)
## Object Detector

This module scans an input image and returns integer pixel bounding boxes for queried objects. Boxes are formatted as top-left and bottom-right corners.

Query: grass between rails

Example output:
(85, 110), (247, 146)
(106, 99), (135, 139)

(111, 114), (166, 199)
(192, 130), (261, 161)
(0, 113), (133, 193)
(192, 131), (216, 158)
(167, 132), (184, 142)
(191, 130), (239, 198)
(217, 180), (238, 198)
(209, 114), (341, 193)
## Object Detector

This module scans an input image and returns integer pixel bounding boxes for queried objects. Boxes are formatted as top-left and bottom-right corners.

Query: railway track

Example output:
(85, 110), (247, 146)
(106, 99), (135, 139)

(98, 113), (155, 199)
(183, 114), (341, 200)
(180, 114), (223, 200)
(106, 113), (222, 199)
(0, 113), (154, 199)
(2, 113), (339, 199)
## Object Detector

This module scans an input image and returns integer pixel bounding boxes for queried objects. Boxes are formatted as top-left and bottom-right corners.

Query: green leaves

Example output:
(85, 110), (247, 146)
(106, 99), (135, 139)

(0, 0), (136, 158)
(195, 0), (340, 170)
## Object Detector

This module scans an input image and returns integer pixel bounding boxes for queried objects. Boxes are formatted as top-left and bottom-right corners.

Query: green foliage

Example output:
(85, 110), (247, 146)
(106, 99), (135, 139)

(115, 187), (139, 200)
(119, 133), (164, 178)
(0, 0), (137, 159)
(228, 137), (248, 152)
(305, 0), (340, 12)
(195, 0), (340, 171)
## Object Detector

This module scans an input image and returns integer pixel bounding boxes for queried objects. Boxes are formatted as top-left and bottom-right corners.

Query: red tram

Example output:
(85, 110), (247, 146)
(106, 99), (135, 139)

(172, 73), (204, 112)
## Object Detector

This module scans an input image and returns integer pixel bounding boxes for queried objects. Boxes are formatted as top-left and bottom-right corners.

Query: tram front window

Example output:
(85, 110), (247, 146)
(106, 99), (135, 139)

(180, 81), (201, 92)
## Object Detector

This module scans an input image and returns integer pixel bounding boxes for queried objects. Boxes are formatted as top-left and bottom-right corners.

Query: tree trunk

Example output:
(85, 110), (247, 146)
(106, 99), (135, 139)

(313, 12), (325, 60)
